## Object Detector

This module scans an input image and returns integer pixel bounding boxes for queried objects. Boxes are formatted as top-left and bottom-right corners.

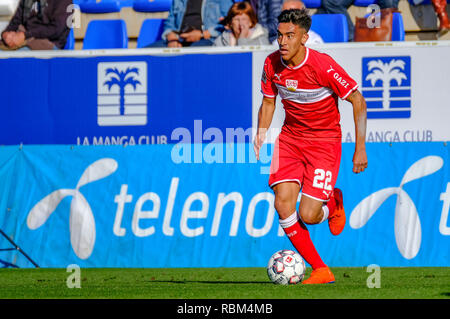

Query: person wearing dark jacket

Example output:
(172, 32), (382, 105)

(1, 0), (72, 51)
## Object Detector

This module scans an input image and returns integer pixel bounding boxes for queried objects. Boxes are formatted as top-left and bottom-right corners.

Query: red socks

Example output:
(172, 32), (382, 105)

(326, 196), (336, 217)
(279, 211), (326, 270)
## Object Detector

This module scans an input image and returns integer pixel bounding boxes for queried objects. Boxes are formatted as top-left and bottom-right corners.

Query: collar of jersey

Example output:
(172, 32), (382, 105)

(280, 47), (309, 70)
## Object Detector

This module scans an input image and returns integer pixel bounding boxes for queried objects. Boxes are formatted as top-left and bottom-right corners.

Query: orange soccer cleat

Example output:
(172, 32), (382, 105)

(302, 266), (335, 284)
(328, 188), (346, 236)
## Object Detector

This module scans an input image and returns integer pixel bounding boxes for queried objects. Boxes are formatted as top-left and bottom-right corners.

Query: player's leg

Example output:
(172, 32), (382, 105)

(272, 181), (299, 220)
(297, 195), (336, 284)
(297, 141), (344, 284)
(299, 190), (345, 236)
(298, 194), (327, 225)
(273, 182), (328, 271)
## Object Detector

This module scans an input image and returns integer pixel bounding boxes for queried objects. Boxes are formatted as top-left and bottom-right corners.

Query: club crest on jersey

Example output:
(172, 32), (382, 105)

(286, 79), (298, 92)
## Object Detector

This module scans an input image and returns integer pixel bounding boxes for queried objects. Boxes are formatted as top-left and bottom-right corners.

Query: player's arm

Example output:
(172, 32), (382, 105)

(346, 90), (368, 174)
(254, 96), (276, 161)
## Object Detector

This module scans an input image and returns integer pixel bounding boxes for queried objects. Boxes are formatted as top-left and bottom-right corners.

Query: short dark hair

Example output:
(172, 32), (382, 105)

(278, 8), (311, 32)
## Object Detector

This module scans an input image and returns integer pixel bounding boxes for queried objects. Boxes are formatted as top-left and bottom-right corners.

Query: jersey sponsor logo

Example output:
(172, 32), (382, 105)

(285, 79), (298, 92)
(97, 62), (148, 126)
(361, 56), (411, 119)
(327, 65), (350, 89)
(275, 83), (333, 104)
(350, 155), (443, 260)
(332, 72), (350, 89)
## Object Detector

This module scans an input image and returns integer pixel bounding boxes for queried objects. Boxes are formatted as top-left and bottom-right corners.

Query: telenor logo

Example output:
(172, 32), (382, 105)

(26, 159), (118, 260)
(350, 156), (443, 259)
(362, 56), (411, 119)
(97, 62), (148, 126)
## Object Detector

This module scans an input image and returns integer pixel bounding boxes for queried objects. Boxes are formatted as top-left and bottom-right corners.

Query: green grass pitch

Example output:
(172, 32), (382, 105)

(0, 267), (448, 299)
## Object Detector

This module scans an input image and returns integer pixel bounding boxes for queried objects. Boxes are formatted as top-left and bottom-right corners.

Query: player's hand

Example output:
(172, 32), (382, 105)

(253, 131), (266, 161)
(352, 148), (368, 174)
(179, 30), (203, 43)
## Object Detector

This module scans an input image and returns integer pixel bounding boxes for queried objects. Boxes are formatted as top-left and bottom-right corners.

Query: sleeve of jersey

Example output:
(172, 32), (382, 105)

(261, 58), (278, 99)
(321, 55), (359, 100)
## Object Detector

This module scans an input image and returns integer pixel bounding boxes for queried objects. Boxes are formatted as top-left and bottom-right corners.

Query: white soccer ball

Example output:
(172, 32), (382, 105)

(267, 249), (306, 285)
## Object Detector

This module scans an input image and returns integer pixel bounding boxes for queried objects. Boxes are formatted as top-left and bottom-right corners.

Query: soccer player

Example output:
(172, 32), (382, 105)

(254, 8), (368, 284)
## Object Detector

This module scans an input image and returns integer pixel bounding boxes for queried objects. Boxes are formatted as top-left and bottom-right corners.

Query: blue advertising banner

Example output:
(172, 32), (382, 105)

(0, 53), (252, 145)
(0, 142), (449, 268)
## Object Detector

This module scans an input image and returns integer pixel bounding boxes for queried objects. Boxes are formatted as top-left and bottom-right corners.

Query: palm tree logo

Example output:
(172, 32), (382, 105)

(350, 156), (443, 260)
(97, 62), (148, 126)
(103, 67), (141, 116)
(365, 59), (407, 109)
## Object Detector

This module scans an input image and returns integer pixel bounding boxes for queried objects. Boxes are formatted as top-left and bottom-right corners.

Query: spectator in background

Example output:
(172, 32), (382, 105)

(431, 0), (450, 36)
(317, 0), (399, 41)
(258, 0), (324, 45)
(258, 0), (284, 43)
(274, 0), (324, 45)
(147, 0), (234, 47)
(214, 1), (270, 46)
(1, 0), (72, 51)
(247, 0), (259, 12)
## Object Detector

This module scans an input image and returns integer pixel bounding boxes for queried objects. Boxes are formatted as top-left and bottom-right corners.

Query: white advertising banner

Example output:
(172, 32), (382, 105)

(252, 41), (450, 143)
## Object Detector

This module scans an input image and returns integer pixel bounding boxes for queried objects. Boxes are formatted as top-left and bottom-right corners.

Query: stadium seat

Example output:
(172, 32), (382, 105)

(78, 0), (127, 13)
(64, 29), (75, 50)
(353, 0), (377, 6)
(391, 12), (405, 41)
(133, 0), (172, 12)
(303, 0), (322, 8)
(83, 19), (128, 49)
(310, 14), (349, 42)
(121, 0), (135, 6)
(137, 19), (165, 48)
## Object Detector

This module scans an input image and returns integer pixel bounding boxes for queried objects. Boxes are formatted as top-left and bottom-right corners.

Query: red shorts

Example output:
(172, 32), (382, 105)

(268, 133), (342, 202)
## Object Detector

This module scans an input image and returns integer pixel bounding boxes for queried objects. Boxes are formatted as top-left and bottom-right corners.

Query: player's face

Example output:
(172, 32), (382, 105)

(277, 23), (308, 62)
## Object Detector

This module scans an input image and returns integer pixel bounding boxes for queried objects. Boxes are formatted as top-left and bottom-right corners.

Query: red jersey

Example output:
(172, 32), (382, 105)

(261, 48), (358, 140)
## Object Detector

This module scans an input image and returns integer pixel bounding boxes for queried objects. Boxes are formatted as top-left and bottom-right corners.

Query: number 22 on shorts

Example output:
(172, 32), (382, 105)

(312, 168), (332, 190)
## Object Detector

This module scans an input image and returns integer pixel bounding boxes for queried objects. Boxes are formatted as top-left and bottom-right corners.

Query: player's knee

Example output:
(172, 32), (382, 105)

(299, 209), (321, 225)
(274, 196), (295, 219)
